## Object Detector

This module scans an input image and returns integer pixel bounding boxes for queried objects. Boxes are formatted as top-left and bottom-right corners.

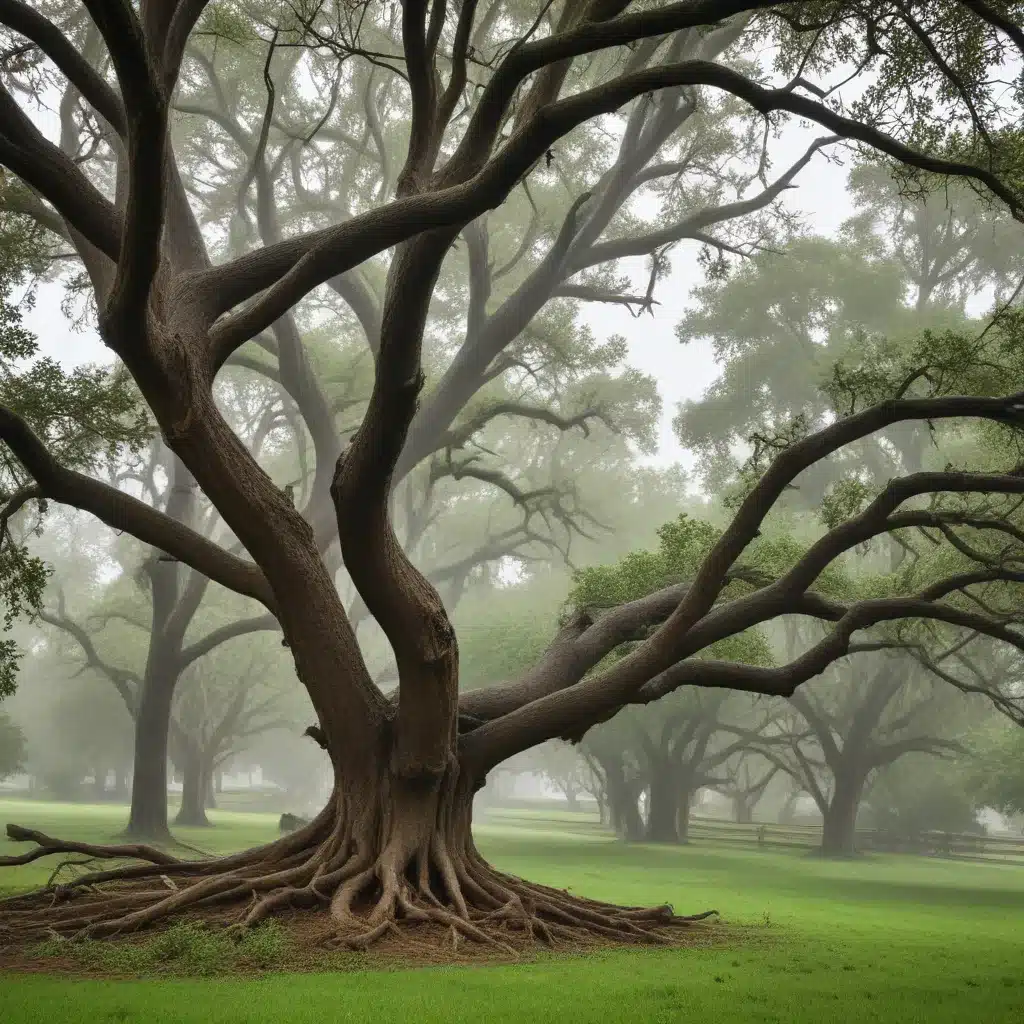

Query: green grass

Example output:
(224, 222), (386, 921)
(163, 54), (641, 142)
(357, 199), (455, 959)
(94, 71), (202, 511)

(2, 797), (1023, 1022)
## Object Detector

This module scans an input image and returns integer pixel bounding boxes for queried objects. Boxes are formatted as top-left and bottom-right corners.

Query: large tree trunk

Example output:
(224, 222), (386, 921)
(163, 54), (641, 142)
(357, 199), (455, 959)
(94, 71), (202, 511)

(2, 738), (715, 948)
(645, 774), (682, 843)
(175, 744), (211, 827)
(733, 795), (754, 824)
(601, 763), (643, 841)
(125, 662), (178, 839)
(0, 242), (716, 948)
(820, 769), (868, 857)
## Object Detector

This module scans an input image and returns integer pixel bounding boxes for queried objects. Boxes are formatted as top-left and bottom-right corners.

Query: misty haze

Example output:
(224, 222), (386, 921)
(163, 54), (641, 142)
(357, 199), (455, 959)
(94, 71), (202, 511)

(1, 2), (1023, 1022)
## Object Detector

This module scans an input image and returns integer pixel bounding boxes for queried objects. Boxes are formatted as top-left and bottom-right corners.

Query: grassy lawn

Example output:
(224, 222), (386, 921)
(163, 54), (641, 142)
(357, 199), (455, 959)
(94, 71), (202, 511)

(1, 798), (1023, 1023)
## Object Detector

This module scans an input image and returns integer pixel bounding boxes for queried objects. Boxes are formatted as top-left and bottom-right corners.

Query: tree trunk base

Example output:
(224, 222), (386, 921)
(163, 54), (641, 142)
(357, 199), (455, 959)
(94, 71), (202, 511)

(0, 787), (717, 952)
(173, 809), (212, 828)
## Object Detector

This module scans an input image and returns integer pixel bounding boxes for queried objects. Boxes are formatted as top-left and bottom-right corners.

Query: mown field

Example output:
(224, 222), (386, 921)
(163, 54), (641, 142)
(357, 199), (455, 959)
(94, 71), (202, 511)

(1, 798), (1022, 1023)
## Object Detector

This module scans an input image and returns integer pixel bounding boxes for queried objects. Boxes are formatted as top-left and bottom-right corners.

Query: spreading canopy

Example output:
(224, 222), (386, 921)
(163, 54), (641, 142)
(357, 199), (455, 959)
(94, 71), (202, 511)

(2, 0), (1024, 951)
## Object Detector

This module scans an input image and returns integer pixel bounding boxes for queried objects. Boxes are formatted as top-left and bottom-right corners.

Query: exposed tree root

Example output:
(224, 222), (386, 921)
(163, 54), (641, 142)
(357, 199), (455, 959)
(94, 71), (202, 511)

(0, 801), (718, 955)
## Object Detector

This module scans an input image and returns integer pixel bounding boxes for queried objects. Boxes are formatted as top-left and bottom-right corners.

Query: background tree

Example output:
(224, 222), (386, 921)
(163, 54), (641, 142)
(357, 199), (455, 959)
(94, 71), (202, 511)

(971, 723), (1024, 818)
(675, 158), (1024, 501)
(863, 756), (984, 850)
(714, 750), (779, 824)
(3, 0), (1024, 951)
(761, 644), (972, 856)
(170, 634), (295, 826)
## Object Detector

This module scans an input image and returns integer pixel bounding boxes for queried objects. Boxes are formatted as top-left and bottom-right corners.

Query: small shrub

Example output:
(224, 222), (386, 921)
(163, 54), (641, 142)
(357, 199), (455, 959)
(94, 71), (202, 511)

(148, 921), (232, 975)
(33, 919), (293, 976)
(237, 920), (290, 968)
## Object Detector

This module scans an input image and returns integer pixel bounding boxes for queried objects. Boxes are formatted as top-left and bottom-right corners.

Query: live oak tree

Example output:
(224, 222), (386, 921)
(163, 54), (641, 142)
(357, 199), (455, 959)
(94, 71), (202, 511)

(761, 647), (969, 856)
(5, 0), (1024, 951)
(532, 739), (592, 811)
(5, 0), (728, 837)
(170, 636), (296, 826)
(675, 165), (1024, 501)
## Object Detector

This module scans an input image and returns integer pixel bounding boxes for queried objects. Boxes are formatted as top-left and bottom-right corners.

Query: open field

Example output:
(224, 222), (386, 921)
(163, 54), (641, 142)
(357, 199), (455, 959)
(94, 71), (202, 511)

(1, 798), (1023, 1023)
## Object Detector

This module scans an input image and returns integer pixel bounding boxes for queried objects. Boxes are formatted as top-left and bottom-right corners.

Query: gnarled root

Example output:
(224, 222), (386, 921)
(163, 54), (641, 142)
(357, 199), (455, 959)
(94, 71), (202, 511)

(0, 801), (718, 954)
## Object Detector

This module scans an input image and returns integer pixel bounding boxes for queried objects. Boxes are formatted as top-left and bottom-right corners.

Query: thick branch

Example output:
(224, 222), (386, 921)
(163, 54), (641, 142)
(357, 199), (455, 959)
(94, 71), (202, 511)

(0, 0), (127, 135)
(0, 405), (276, 612)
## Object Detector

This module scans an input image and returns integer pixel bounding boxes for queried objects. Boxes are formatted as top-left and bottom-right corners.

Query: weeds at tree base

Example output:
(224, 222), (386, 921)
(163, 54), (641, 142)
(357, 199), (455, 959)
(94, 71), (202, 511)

(32, 920), (293, 976)
(3, 910), (738, 979)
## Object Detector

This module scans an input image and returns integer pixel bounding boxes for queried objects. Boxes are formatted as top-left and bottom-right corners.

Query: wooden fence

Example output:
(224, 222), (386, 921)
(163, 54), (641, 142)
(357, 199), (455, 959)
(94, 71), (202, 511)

(481, 806), (1024, 861)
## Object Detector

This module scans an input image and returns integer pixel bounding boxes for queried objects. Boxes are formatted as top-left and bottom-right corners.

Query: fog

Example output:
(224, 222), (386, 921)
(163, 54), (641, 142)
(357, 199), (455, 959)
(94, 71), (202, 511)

(2, 3), (1024, 875)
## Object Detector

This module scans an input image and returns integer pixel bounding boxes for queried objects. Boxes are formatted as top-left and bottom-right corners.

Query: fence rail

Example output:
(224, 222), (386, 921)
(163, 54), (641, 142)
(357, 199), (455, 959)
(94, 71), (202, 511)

(481, 805), (1024, 860)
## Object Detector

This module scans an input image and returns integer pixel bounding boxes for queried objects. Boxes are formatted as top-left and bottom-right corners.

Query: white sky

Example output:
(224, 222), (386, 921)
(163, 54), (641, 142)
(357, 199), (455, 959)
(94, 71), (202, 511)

(580, 120), (856, 473)
(22, 116), (854, 477)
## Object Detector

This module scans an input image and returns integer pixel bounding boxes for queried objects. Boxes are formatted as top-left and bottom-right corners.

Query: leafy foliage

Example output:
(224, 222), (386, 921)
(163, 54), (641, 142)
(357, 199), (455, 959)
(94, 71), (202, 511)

(0, 216), (151, 698)
(972, 726), (1024, 815)
(865, 760), (984, 841)
(567, 513), (780, 668)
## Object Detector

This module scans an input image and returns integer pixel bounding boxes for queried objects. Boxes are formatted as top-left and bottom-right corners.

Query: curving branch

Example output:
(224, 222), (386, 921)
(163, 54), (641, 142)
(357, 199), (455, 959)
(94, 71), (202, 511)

(440, 400), (611, 452)
(0, 85), (120, 259)
(0, 405), (276, 613)
(37, 596), (141, 715)
(78, 0), (169, 336)
(573, 134), (839, 271)
(0, 0), (127, 135)
(177, 614), (281, 669)
(197, 28), (1024, 360)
